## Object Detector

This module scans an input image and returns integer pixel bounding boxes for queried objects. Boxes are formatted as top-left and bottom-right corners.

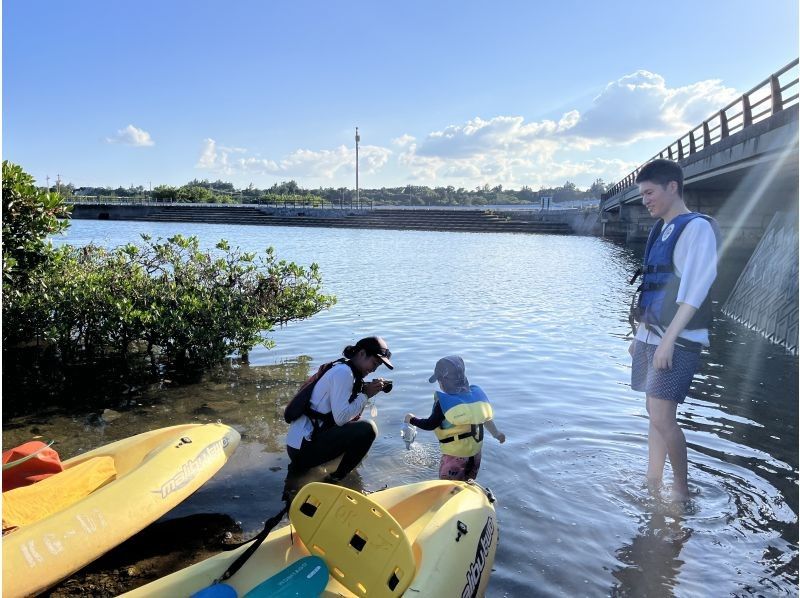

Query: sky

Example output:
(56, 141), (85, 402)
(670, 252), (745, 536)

(2, 0), (798, 192)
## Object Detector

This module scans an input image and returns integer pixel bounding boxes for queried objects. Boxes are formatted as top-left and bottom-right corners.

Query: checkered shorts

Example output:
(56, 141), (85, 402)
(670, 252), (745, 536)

(631, 339), (700, 403)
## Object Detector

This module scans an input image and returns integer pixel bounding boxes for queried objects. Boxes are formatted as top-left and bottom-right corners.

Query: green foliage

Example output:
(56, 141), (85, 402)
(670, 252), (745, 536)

(3, 234), (336, 376)
(2, 160), (71, 289)
(152, 184), (178, 201)
(68, 175), (607, 208)
(176, 184), (215, 203)
(2, 163), (337, 408)
(251, 193), (327, 207)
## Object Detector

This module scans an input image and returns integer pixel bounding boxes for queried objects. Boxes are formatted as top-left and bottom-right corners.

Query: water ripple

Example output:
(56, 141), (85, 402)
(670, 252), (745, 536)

(16, 220), (793, 596)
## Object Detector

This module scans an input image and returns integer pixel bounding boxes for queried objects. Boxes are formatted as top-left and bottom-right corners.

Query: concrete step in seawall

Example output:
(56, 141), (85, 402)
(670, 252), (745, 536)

(123, 206), (573, 234)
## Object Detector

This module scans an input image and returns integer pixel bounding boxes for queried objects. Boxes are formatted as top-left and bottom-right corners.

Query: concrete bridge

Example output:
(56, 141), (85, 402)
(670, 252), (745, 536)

(601, 58), (798, 242)
(600, 58), (799, 353)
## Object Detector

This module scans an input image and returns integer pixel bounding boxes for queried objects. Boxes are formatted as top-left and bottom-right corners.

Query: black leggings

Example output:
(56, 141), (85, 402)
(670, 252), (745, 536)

(287, 420), (377, 479)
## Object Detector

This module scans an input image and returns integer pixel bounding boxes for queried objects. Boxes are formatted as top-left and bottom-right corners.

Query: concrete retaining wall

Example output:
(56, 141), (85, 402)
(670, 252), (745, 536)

(497, 209), (601, 235)
(722, 211), (798, 354)
(70, 204), (155, 220)
(254, 206), (364, 218)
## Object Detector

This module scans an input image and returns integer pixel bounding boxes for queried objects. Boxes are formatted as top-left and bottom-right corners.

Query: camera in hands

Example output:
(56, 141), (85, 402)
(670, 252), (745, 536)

(364, 379), (393, 393)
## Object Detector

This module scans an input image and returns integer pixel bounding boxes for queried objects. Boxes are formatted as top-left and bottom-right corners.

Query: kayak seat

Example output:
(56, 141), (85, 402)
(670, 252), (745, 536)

(2, 456), (117, 531)
(289, 482), (416, 598)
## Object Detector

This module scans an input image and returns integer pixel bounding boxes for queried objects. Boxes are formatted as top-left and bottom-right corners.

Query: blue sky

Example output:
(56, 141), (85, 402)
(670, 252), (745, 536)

(3, 0), (798, 191)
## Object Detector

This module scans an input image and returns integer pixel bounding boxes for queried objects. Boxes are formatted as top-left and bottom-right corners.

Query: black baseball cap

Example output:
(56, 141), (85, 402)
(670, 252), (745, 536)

(356, 336), (394, 369)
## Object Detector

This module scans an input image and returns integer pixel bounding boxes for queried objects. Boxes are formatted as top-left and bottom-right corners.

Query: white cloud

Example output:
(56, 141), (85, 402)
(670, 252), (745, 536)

(564, 70), (738, 144)
(197, 138), (220, 169)
(392, 134), (415, 147)
(416, 115), (564, 159)
(196, 140), (391, 181)
(392, 70), (738, 187)
(193, 70), (738, 189)
(106, 124), (154, 146)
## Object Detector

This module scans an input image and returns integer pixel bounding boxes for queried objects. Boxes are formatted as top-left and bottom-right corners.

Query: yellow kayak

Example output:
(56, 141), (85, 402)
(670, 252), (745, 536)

(122, 479), (498, 598)
(3, 422), (240, 598)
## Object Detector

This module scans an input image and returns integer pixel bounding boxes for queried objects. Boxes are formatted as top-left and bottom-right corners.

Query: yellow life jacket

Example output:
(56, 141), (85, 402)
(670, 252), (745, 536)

(433, 386), (493, 457)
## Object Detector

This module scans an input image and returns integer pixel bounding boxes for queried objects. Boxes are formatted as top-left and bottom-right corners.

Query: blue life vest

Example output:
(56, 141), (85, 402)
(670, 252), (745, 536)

(433, 386), (493, 457)
(634, 212), (719, 331)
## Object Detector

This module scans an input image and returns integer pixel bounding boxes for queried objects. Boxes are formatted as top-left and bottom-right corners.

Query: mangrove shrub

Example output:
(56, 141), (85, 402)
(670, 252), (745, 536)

(2, 162), (336, 408)
(2, 160), (71, 288)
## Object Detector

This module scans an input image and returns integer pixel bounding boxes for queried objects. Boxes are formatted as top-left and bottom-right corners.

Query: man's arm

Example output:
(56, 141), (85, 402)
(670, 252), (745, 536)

(652, 302), (698, 369)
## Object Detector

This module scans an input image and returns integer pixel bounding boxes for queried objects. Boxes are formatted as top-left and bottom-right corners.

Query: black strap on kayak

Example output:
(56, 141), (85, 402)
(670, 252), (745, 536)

(216, 502), (289, 583)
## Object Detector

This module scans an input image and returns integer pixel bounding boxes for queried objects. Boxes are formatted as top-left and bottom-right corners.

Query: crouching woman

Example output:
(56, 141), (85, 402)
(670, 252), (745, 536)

(285, 336), (393, 483)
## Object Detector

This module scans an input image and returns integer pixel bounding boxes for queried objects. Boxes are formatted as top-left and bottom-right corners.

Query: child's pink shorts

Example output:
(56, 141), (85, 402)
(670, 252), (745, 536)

(439, 452), (481, 481)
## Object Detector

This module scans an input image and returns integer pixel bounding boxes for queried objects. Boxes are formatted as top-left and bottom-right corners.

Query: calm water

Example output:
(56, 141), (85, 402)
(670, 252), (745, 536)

(5, 219), (798, 596)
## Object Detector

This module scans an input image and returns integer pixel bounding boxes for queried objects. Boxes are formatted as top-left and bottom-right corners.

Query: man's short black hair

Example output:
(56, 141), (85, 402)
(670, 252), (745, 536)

(635, 159), (684, 196)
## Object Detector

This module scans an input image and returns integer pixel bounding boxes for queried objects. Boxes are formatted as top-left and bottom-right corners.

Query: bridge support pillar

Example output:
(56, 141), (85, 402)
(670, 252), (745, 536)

(620, 204), (651, 243)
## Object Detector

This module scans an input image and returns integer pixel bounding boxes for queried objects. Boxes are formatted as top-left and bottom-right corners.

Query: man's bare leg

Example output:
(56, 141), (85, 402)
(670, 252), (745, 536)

(646, 395), (689, 500)
(646, 399), (668, 489)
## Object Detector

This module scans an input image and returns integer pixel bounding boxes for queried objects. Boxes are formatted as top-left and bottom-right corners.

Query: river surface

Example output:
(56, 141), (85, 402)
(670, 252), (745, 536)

(4, 219), (798, 597)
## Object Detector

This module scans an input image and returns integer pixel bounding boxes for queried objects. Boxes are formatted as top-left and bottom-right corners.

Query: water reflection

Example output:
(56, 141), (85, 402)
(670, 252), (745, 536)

(611, 505), (691, 597)
(5, 220), (795, 596)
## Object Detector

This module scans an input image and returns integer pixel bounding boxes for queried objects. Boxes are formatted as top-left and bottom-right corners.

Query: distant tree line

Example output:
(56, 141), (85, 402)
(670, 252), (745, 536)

(57, 177), (609, 206)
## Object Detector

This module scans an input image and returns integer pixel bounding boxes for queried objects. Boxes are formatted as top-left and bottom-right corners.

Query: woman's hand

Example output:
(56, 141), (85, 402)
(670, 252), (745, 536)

(362, 380), (383, 398)
(404, 413), (414, 423)
(496, 432), (506, 444)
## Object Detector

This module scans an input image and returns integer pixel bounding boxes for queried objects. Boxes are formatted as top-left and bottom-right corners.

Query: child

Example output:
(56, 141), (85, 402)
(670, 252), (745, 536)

(405, 355), (505, 481)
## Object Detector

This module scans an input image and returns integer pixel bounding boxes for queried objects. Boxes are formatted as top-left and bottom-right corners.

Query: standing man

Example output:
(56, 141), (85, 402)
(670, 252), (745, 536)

(629, 159), (719, 501)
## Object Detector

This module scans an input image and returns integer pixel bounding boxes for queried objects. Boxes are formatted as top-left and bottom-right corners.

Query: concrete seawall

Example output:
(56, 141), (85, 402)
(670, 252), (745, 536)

(500, 209), (601, 235)
(67, 203), (582, 235)
(722, 212), (798, 354)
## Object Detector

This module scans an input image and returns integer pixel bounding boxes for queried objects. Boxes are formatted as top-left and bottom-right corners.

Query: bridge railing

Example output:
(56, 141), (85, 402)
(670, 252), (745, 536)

(602, 58), (799, 202)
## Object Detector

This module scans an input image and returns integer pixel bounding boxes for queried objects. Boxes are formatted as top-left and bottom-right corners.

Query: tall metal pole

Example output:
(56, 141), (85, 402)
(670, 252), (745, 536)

(355, 127), (360, 209)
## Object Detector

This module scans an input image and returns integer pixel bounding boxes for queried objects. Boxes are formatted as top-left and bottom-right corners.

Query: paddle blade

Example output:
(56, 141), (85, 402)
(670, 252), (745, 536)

(244, 556), (328, 597)
(190, 582), (238, 598)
